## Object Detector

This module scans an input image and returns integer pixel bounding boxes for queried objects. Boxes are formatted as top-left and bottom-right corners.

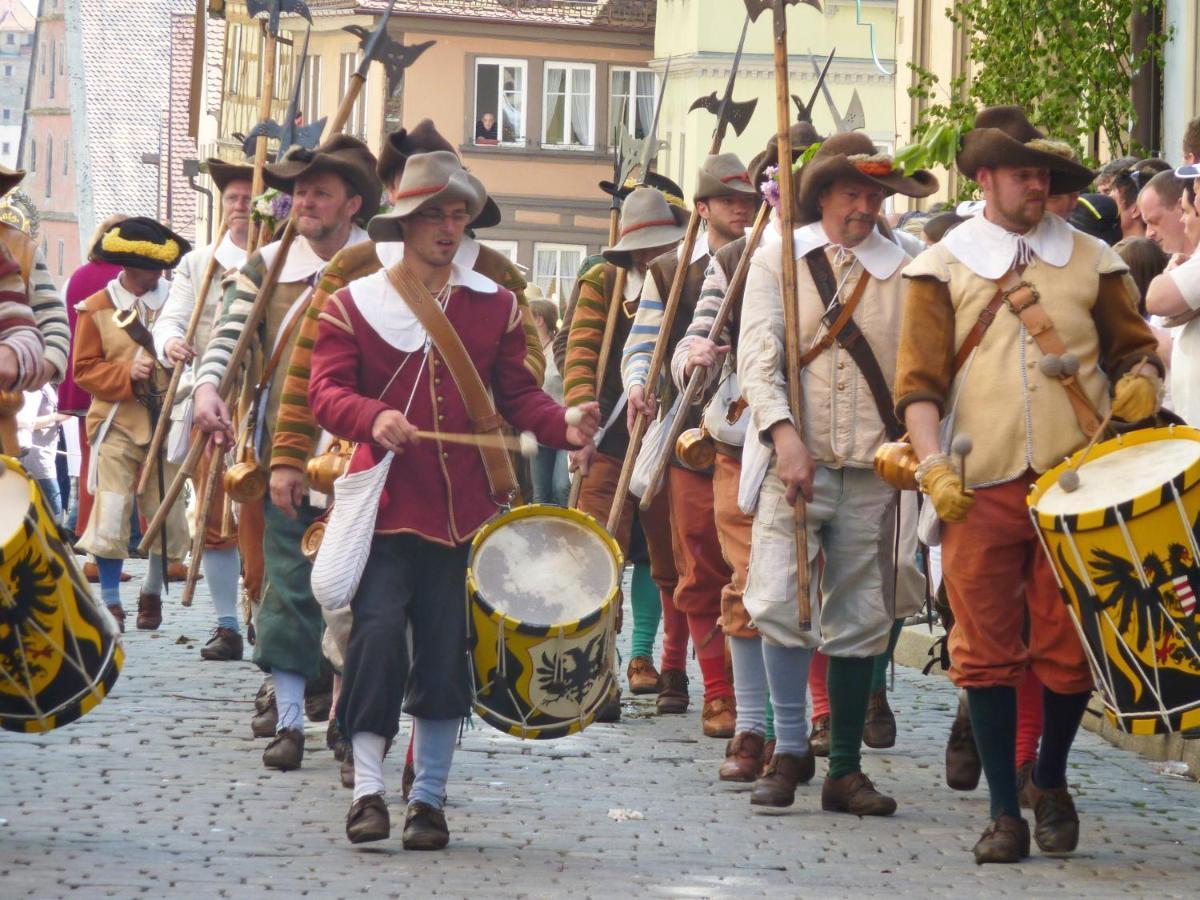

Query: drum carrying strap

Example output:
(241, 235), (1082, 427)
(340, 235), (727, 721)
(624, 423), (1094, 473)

(385, 264), (518, 500)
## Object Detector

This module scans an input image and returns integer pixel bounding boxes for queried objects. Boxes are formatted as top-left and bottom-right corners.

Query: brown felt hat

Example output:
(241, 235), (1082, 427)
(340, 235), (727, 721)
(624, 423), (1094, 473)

(366, 151), (488, 242)
(747, 121), (823, 190)
(0, 163), (24, 198)
(693, 153), (758, 203)
(957, 105), (1096, 195)
(263, 134), (381, 221)
(601, 187), (688, 269)
(204, 158), (254, 195)
(377, 119), (501, 229)
(796, 132), (938, 223)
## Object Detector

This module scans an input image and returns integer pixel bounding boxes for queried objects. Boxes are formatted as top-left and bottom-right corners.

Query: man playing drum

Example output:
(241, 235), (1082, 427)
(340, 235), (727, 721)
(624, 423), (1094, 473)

(896, 105), (1163, 864)
(307, 151), (598, 850)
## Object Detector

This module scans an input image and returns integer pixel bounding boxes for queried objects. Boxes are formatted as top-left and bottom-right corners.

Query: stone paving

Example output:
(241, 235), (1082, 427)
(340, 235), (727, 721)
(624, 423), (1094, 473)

(2, 559), (1199, 899)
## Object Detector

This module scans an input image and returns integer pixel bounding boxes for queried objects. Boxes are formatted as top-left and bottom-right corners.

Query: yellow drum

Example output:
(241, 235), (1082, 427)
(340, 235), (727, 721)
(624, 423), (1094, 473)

(467, 504), (622, 740)
(0, 456), (123, 733)
(1029, 425), (1200, 736)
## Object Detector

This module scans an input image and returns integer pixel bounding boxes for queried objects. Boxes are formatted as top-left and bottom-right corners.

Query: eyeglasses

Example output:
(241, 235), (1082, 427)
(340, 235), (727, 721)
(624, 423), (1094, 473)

(413, 209), (472, 226)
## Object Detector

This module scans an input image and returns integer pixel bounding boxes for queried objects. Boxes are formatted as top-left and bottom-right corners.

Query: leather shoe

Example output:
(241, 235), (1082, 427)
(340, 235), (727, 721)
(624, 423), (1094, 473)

(106, 604), (125, 634)
(136, 592), (162, 630)
(626, 655), (659, 694)
(701, 696), (736, 738)
(200, 626), (243, 661)
(401, 760), (416, 801)
(719, 731), (766, 783)
(973, 815), (1030, 864)
(1016, 760), (1035, 810)
(166, 561), (190, 582)
(304, 666), (333, 722)
(945, 697), (981, 791)
(251, 699), (278, 738)
(1028, 781), (1079, 854)
(750, 749), (816, 807)
(402, 801), (449, 850)
(346, 793), (389, 844)
(341, 753), (355, 790)
(262, 727), (304, 770)
(862, 688), (896, 749)
(760, 738), (775, 775)
(820, 771), (896, 816)
(809, 715), (830, 757)
(85, 562), (131, 583)
(656, 669), (689, 714)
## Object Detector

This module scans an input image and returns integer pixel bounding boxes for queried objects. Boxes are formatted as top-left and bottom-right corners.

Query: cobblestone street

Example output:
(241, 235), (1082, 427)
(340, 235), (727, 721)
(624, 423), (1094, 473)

(2, 560), (1198, 898)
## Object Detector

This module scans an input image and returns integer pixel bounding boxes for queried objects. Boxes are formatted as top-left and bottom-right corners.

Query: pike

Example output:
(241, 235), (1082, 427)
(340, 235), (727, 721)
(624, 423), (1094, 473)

(244, 0), (312, 255)
(134, 221), (230, 498)
(567, 61), (670, 511)
(604, 18), (754, 536)
(808, 49), (865, 132)
(744, 0), (820, 631)
(139, 2), (428, 556)
(240, 26), (326, 160)
(339, 0), (435, 119)
(792, 46), (835, 123)
(688, 17), (758, 139)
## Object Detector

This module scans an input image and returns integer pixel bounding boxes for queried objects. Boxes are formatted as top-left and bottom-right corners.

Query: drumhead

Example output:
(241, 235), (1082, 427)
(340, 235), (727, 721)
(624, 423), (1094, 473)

(473, 513), (618, 626)
(0, 465), (32, 539)
(1036, 439), (1200, 517)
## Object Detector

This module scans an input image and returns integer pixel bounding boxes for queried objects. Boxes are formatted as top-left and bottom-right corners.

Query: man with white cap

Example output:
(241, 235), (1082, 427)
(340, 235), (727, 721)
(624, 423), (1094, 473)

(308, 150), (599, 850)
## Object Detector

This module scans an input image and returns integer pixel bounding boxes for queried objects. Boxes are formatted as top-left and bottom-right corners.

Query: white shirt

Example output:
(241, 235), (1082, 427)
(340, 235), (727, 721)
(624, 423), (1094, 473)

(1167, 255), (1200, 426)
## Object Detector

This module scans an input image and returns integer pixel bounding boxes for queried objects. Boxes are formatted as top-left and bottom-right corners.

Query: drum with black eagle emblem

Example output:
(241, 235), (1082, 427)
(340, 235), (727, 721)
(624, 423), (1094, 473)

(1029, 425), (1200, 736)
(466, 504), (621, 739)
(0, 456), (123, 732)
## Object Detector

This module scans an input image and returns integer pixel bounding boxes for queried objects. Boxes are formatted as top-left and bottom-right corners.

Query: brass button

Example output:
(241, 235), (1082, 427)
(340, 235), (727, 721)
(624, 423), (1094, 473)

(442, 451), (449, 459)
(437, 396), (445, 403)
(1029, 384), (1039, 392)
(837, 382), (845, 391)
(438, 414), (445, 422)
(837, 361), (846, 370)
(432, 358), (440, 367)
(435, 377), (442, 386)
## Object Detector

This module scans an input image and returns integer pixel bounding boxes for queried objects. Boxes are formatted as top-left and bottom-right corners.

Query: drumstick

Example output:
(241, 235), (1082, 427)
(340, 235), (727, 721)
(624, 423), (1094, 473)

(1058, 360), (1152, 493)
(412, 429), (538, 458)
(951, 435), (973, 489)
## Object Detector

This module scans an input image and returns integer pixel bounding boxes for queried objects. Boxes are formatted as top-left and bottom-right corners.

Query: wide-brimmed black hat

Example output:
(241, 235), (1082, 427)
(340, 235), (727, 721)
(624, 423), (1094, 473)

(796, 132), (938, 223)
(599, 170), (688, 214)
(263, 134), (381, 221)
(377, 120), (501, 230)
(1069, 193), (1121, 246)
(204, 158), (255, 194)
(92, 216), (190, 270)
(0, 164), (23, 198)
(957, 106), (1096, 195)
(747, 121), (824, 190)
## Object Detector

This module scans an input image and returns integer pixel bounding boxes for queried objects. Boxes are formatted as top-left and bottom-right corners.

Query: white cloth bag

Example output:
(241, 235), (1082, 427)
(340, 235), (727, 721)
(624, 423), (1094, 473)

(630, 393), (684, 499)
(311, 450), (394, 611)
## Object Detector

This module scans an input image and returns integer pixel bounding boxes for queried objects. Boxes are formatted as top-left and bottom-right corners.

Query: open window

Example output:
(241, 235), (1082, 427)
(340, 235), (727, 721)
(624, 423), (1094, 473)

(474, 58), (527, 146)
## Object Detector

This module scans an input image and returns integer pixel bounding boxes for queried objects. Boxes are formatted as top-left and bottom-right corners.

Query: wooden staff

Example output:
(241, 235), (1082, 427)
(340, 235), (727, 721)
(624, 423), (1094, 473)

(138, 220), (298, 555)
(638, 201), (771, 509)
(414, 429), (537, 457)
(763, 0), (813, 630)
(136, 222), (230, 496)
(245, 23), (279, 257)
(181, 444), (223, 607)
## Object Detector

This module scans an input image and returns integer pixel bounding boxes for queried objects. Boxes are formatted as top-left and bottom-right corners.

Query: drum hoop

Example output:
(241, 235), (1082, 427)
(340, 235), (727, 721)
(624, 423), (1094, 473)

(1029, 424), (1200, 532)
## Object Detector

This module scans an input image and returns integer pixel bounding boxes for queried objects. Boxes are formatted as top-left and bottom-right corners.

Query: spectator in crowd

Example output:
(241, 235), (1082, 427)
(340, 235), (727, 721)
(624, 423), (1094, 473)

(1184, 117), (1200, 165)
(17, 383), (64, 519)
(475, 112), (498, 144)
(1069, 193), (1123, 245)
(1101, 157), (1172, 240)
(1115, 237), (1170, 316)
(922, 211), (964, 245)
(1139, 171), (1193, 254)
(528, 290), (569, 506)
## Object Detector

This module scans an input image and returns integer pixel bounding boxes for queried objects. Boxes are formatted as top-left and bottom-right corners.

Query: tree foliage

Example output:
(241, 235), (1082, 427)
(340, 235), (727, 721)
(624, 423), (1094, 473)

(908, 0), (1171, 192)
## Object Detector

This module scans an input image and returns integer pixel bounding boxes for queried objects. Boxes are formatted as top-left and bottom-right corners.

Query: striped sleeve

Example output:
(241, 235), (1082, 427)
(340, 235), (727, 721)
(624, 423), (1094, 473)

(270, 274), (344, 471)
(498, 264), (545, 386)
(194, 254), (266, 391)
(29, 248), (69, 383)
(0, 248), (42, 385)
(670, 258), (728, 395)
(621, 267), (665, 392)
(562, 263), (610, 407)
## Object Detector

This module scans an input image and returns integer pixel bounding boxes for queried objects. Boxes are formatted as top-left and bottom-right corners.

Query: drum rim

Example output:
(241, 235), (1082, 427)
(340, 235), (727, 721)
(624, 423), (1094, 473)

(1028, 425), (1200, 532)
(470, 668), (617, 741)
(466, 503), (624, 634)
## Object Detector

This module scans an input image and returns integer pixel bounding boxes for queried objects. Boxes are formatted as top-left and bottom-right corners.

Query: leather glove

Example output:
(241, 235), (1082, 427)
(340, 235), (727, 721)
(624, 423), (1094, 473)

(916, 454), (975, 523)
(1111, 369), (1160, 422)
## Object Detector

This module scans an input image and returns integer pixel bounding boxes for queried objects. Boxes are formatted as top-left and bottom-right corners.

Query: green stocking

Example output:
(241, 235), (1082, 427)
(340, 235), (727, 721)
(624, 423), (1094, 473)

(869, 618), (906, 693)
(628, 562), (661, 660)
(827, 655), (874, 779)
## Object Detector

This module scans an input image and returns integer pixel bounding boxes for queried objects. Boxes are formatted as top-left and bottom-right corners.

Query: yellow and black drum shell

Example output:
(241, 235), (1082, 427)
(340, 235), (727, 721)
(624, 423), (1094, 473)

(466, 504), (622, 740)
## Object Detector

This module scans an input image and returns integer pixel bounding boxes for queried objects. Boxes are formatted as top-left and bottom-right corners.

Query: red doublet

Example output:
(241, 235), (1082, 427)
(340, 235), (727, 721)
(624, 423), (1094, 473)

(309, 283), (570, 545)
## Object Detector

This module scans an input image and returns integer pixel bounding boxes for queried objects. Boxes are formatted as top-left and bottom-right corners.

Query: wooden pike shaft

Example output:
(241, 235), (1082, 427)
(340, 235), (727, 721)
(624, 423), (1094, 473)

(638, 202), (771, 510)
(246, 30), (278, 257)
(325, 73), (365, 140)
(136, 222), (231, 497)
(770, 14), (812, 631)
(139, 220), (299, 555)
(182, 446), (223, 608)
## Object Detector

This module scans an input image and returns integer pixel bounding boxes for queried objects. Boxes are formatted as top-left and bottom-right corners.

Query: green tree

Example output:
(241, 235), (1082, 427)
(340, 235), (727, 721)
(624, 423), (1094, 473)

(908, 0), (1171, 195)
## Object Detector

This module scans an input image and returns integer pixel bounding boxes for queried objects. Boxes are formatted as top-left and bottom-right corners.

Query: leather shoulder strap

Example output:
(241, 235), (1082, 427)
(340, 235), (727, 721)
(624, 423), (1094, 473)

(797, 249), (870, 368)
(952, 270), (1020, 373)
(384, 264), (517, 499)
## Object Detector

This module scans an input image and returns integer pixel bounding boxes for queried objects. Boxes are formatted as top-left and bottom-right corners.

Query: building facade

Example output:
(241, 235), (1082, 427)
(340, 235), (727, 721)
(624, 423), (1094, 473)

(0, 0), (34, 169)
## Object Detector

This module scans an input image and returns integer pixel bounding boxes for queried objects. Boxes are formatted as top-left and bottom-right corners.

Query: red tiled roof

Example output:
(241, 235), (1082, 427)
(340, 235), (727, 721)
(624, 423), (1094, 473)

(307, 0), (655, 31)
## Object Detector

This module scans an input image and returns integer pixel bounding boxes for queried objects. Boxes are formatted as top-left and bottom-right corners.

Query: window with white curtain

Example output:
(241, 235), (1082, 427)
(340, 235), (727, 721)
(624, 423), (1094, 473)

(609, 67), (656, 144)
(301, 55), (321, 128)
(474, 58), (526, 146)
(533, 243), (586, 304)
(543, 63), (594, 150)
(339, 52), (368, 140)
(478, 239), (519, 264)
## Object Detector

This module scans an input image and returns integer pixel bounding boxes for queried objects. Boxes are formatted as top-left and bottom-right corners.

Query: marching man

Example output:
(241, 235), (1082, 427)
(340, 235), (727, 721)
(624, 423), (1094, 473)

(307, 151), (598, 850)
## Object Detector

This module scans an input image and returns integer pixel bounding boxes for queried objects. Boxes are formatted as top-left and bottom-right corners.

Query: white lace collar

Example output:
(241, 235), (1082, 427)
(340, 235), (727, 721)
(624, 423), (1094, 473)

(941, 211), (1074, 279)
(260, 224), (370, 283)
(791, 222), (908, 280)
(348, 260), (499, 352)
(623, 267), (645, 302)
(106, 275), (168, 313)
(214, 230), (247, 271)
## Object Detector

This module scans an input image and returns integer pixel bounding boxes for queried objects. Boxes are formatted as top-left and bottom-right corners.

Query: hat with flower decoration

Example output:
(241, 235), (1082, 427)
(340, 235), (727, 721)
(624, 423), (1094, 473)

(795, 132), (938, 223)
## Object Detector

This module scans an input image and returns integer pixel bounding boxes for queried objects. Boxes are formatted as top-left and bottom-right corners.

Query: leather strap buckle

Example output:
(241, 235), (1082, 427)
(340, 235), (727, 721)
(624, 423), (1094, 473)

(1003, 282), (1040, 315)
